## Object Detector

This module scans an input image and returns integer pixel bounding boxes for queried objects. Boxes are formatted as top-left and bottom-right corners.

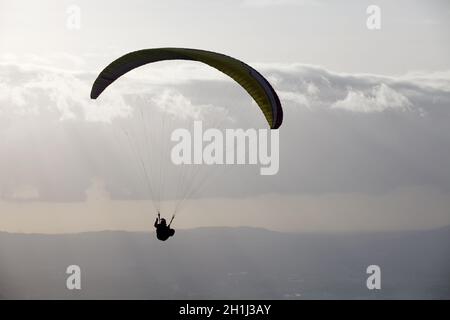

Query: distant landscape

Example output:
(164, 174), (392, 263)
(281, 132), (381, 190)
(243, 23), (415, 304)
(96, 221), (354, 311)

(0, 226), (449, 299)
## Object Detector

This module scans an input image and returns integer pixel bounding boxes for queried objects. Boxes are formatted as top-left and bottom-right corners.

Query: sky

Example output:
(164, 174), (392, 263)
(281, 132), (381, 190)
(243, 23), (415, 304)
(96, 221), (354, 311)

(0, 0), (449, 233)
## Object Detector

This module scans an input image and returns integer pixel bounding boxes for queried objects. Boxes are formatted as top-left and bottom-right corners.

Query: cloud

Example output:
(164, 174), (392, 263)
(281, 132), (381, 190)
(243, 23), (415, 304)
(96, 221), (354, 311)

(255, 64), (450, 118)
(0, 63), (131, 122)
(151, 88), (227, 121)
(2, 59), (449, 121)
(1, 57), (450, 208)
(278, 90), (311, 108)
(331, 84), (413, 113)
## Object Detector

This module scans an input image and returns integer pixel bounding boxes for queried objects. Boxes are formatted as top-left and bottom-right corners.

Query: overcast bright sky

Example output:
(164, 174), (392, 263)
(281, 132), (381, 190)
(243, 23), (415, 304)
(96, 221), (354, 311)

(1, 0), (449, 233)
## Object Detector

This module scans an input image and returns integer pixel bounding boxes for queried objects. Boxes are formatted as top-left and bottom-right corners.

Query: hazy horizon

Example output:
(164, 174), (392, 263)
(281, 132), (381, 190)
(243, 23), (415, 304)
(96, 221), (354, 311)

(1, 226), (449, 299)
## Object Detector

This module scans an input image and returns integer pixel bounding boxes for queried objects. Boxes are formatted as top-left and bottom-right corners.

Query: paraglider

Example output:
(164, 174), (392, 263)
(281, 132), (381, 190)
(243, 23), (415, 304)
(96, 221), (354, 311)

(154, 212), (175, 241)
(90, 48), (283, 241)
(91, 48), (283, 129)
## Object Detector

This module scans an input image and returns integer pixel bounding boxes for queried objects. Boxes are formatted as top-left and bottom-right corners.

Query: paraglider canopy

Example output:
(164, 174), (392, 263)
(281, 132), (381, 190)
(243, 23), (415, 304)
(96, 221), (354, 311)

(90, 48), (283, 129)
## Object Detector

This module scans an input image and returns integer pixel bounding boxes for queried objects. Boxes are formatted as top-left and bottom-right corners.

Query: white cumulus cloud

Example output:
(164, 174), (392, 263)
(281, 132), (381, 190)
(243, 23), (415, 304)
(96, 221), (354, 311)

(331, 84), (413, 113)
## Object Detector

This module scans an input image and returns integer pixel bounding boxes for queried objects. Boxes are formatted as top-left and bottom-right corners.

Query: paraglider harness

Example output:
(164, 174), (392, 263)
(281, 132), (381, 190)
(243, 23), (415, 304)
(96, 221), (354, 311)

(154, 212), (175, 241)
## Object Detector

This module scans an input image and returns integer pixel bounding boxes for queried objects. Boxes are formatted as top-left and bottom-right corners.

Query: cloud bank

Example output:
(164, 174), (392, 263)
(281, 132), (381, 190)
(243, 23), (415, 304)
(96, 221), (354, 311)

(1, 56), (449, 232)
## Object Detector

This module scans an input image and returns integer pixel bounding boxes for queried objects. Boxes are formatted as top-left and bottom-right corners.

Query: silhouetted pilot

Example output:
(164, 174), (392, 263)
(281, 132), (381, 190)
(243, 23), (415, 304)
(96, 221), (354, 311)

(154, 212), (175, 241)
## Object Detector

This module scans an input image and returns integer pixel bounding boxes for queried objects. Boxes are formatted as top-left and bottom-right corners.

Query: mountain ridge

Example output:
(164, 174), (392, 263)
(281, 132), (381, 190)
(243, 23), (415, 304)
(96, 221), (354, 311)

(0, 225), (449, 299)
